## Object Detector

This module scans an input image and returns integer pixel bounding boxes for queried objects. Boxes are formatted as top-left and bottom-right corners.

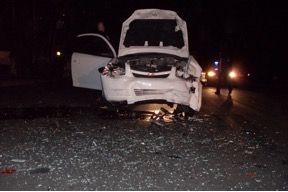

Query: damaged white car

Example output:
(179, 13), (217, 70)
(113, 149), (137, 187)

(72, 9), (202, 114)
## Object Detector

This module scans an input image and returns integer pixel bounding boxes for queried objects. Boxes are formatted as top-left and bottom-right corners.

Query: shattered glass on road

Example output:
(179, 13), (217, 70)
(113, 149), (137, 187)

(0, 85), (288, 190)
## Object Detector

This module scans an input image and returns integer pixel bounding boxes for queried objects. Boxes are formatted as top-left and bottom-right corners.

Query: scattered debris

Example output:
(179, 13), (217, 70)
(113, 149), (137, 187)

(1, 91), (288, 190)
(11, 159), (26, 163)
(126, 161), (142, 166)
(42, 138), (49, 142)
(152, 120), (165, 127)
(255, 179), (262, 183)
(167, 155), (182, 159)
(29, 167), (50, 174)
(246, 172), (256, 177)
(193, 118), (204, 123)
(188, 116), (194, 121)
(254, 164), (267, 169)
(201, 138), (212, 144)
(155, 136), (164, 140)
(244, 150), (253, 155)
(0, 169), (16, 174)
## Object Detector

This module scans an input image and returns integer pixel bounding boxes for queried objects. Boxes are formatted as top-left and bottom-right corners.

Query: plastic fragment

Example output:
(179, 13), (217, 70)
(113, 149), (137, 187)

(30, 167), (50, 174)
(0, 169), (16, 174)
(11, 159), (26, 163)
(246, 171), (256, 177)
(244, 150), (253, 155)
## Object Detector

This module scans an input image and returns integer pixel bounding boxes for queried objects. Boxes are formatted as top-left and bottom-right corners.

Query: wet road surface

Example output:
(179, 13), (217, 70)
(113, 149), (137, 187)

(0, 84), (288, 190)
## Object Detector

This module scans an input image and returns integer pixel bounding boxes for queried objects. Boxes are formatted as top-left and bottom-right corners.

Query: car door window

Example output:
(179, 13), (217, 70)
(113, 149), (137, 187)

(74, 36), (114, 58)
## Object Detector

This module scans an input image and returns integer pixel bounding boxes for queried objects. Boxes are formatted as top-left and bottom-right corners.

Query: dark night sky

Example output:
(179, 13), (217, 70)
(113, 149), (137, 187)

(1, 0), (287, 80)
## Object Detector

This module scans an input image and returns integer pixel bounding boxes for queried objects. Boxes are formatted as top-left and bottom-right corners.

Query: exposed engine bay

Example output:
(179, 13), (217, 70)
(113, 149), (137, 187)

(124, 54), (187, 73)
(101, 54), (196, 81)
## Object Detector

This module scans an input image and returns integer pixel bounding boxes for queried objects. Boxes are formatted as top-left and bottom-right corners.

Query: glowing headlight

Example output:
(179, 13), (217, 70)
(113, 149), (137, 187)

(229, 71), (236, 79)
(207, 71), (216, 77)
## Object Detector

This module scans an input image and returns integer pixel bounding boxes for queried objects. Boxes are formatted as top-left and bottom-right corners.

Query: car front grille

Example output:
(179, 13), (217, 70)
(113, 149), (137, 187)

(132, 73), (169, 78)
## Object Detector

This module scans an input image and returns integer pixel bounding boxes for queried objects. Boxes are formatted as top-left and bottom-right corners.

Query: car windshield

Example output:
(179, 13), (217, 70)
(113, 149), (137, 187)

(123, 19), (185, 49)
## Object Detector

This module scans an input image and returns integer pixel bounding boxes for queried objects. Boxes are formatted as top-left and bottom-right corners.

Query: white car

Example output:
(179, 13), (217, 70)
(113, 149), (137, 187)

(72, 9), (202, 114)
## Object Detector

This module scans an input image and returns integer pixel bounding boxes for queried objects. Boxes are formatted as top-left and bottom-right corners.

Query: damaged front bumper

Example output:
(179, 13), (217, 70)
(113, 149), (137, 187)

(100, 66), (202, 111)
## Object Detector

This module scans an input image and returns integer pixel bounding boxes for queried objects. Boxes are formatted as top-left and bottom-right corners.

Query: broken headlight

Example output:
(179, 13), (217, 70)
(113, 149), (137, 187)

(101, 62), (125, 77)
(176, 68), (197, 82)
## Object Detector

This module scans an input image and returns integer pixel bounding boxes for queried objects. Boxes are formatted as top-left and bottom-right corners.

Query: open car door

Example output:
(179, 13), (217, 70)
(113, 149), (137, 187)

(71, 33), (116, 90)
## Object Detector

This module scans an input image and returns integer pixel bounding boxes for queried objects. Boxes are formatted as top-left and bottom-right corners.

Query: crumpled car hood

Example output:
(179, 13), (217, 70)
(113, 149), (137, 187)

(118, 9), (189, 58)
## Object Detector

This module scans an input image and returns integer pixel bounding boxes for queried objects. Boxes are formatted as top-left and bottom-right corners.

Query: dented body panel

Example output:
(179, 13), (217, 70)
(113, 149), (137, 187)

(101, 58), (202, 111)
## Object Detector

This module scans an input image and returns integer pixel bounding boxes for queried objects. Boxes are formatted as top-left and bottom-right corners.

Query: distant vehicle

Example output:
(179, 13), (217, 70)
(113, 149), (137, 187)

(204, 67), (245, 87)
(71, 9), (202, 114)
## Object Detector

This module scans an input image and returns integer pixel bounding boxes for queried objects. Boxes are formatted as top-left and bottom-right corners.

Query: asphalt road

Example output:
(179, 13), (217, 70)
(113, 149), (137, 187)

(0, 83), (288, 190)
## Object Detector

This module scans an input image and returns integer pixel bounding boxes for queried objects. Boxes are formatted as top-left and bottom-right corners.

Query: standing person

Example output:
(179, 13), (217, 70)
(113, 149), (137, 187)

(226, 60), (234, 95)
(96, 21), (110, 41)
(215, 57), (233, 95)
(215, 57), (223, 95)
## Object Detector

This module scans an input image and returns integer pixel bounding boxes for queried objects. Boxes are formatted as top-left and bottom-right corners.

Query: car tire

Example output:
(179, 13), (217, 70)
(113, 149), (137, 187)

(175, 104), (195, 117)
